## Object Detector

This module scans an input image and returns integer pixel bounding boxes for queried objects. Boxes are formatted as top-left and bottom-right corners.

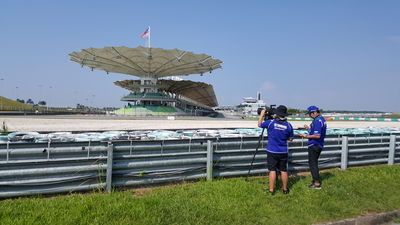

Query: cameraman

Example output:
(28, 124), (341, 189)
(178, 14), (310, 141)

(258, 105), (294, 195)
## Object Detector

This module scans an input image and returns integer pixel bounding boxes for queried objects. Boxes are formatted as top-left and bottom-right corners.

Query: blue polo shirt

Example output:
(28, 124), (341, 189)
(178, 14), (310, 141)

(308, 115), (327, 148)
(261, 119), (294, 154)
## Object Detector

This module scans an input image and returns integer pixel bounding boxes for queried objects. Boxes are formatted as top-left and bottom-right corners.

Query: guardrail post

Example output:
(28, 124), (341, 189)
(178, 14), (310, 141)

(388, 135), (396, 165)
(6, 141), (10, 162)
(341, 136), (349, 170)
(206, 140), (213, 181)
(106, 142), (114, 193)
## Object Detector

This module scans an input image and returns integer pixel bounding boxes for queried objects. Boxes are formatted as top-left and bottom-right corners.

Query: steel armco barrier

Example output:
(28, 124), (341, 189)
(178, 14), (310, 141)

(0, 133), (398, 198)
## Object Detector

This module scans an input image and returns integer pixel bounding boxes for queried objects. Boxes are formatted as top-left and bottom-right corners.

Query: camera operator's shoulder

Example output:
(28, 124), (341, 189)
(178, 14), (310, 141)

(264, 119), (274, 126)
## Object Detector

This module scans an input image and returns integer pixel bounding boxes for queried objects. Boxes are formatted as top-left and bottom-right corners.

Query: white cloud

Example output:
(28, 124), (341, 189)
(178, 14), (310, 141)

(261, 81), (276, 91)
(386, 35), (400, 43)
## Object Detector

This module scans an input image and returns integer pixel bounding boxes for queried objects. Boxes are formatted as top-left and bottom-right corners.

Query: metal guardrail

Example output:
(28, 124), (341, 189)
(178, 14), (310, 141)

(0, 133), (398, 198)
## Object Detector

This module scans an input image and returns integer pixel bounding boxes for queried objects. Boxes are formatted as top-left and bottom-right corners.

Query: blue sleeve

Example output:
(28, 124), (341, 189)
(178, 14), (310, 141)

(312, 119), (323, 135)
(260, 119), (272, 129)
(288, 122), (294, 138)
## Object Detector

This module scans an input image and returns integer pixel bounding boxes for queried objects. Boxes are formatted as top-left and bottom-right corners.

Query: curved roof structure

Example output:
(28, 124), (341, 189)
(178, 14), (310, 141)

(115, 79), (218, 107)
(69, 46), (223, 78)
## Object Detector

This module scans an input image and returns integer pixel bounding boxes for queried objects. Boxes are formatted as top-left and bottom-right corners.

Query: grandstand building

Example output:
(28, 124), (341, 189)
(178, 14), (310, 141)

(69, 46), (222, 116)
(114, 79), (218, 115)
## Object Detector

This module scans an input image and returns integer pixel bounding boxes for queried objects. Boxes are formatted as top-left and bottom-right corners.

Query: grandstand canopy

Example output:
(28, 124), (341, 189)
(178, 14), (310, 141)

(115, 79), (218, 107)
(69, 46), (223, 78)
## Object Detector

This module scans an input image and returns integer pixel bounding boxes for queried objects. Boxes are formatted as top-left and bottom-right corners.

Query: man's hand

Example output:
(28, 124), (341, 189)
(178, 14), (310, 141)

(260, 109), (266, 117)
(298, 133), (307, 138)
(258, 109), (267, 128)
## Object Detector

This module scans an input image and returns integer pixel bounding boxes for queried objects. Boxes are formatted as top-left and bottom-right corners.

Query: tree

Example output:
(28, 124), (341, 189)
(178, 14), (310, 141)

(38, 101), (46, 106)
(16, 99), (25, 104)
(287, 108), (302, 115)
(26, 99), (34, 105)
(76, 104), (85, 109)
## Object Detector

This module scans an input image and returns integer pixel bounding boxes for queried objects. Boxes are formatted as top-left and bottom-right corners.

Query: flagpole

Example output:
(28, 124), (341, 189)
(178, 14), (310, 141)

(148, 26), (151, 48)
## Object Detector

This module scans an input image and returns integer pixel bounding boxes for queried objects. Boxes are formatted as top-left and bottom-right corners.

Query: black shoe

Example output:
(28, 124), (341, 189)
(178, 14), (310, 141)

(282, 189), (290, 194)
(269, 190), (275, 196)
(308, 184), (321, 189)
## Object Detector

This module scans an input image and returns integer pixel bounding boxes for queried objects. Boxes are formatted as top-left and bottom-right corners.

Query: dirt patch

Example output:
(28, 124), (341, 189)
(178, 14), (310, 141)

(132, 187), (153, 197)
(130, 181), (197, 197)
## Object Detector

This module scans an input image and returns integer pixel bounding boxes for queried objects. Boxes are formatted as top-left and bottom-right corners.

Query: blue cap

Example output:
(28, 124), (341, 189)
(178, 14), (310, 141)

(307, 105), (319, 114)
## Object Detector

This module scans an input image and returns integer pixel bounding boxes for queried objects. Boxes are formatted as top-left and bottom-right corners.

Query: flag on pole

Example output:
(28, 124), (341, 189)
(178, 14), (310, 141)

(140, 27), (150, 38)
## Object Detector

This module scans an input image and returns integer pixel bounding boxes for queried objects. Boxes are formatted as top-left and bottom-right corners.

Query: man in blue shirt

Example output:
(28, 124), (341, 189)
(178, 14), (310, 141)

(298, 105), (327, 189)
(258, 105), (294, 195)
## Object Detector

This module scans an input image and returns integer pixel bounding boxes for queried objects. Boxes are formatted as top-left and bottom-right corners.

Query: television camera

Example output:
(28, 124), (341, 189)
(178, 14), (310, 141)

(257, 104), (276, 121)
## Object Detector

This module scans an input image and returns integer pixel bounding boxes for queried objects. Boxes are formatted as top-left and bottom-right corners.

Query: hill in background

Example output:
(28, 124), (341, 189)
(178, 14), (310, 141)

(0, 96), (35, 111)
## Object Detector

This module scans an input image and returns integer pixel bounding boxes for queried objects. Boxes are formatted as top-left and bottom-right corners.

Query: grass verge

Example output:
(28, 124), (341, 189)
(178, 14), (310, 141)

(0, 165), (399, 225)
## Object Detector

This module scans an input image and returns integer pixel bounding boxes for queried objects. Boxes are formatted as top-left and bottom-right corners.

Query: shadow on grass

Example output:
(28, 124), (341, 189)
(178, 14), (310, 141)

(238, 170), (336, 192)
(253, 171), (338, 191)
(245, 171), (307, 191)
(288, 171), (335, 188)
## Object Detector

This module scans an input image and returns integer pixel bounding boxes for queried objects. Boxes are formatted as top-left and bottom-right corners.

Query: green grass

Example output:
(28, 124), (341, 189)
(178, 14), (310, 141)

(389, 114), (400, 118)
(0, 96), (84, 113)
(0, 165), (399, 225)
(0, 96), (35, 111)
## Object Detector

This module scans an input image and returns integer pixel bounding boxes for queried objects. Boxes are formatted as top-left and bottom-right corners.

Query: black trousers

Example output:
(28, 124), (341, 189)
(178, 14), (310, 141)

(308, 145), (322, 183)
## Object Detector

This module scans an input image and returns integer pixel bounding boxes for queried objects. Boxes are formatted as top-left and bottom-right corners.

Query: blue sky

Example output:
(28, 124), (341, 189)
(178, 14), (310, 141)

(1, 1), (399, 112)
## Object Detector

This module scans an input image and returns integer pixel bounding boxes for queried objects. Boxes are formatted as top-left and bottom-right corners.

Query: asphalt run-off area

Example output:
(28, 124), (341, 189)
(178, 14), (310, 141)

(1, 115), (399, 132)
